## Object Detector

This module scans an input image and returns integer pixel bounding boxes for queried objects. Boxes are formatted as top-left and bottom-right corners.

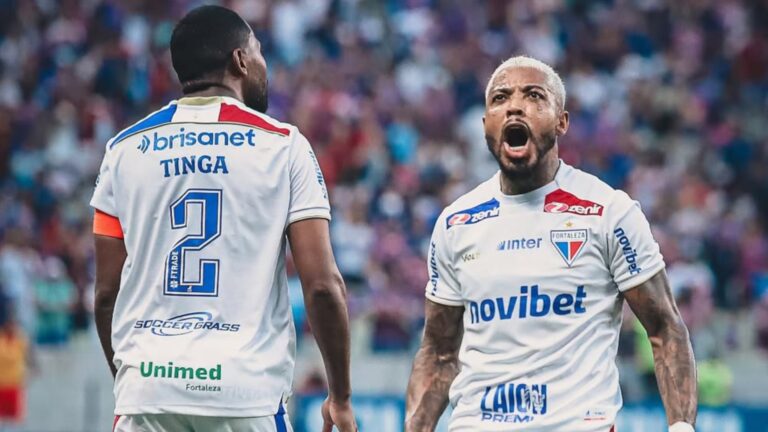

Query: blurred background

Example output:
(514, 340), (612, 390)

(0, 0), (767, 431)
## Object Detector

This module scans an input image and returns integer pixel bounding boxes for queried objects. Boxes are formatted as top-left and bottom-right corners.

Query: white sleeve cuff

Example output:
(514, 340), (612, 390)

(425, 292), (464, 307)
(616, 261), (665, 292)
(669, 422), (695, 432)
(287, 208), (331, 224)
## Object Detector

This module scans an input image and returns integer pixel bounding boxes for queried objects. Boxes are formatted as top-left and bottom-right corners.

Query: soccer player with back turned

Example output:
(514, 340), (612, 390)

(92, 6), (357, 432)
(405, 56), (697, 431)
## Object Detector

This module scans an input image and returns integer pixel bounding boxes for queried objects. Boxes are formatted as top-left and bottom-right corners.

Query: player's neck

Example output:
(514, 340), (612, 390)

(182, 82), (243, 102)
(499, 154), (560, 196)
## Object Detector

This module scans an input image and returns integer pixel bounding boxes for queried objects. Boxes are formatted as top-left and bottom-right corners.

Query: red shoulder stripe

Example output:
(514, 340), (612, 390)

(218, 103), (290, 136)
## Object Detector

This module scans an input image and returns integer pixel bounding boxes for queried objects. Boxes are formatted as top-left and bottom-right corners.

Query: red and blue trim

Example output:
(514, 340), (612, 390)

(218, 103), (290, 137)
(108, 100), (289, 150)
(109, 104), (178, 148)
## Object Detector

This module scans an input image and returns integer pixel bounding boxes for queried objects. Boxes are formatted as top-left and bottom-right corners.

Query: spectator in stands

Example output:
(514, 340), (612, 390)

(34, 256), (76, 345)
(0, 290), (34, 430)
(697, 351), (734, 407)
(0, 229), (40, 339)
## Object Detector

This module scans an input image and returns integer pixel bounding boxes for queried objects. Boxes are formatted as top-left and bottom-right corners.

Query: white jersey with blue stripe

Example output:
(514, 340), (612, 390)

(426, 162), (664, 431)
(91, 96), (330, 417)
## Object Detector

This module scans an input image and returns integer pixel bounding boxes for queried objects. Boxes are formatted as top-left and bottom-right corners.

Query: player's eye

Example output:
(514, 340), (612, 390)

(492, 93), (507, 103)
(528, 91), (544, 100)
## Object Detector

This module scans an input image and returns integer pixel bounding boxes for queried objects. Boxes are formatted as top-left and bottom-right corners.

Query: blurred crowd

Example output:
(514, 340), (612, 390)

(0, 0), (767, 406)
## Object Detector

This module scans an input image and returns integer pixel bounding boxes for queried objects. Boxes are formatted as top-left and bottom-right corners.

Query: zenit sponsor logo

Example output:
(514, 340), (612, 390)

(133, 311), (240, 336)
(446, 198), (500, 229)
(480, 381), (548, 424)
(614, 227), (642, 275)
(469, 285), (587, 324)
(137, 128), (258, 153)
(544, 189), (604, 216)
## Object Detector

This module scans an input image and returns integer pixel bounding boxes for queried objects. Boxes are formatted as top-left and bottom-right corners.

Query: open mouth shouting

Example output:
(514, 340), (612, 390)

(501, 122), (532, 159)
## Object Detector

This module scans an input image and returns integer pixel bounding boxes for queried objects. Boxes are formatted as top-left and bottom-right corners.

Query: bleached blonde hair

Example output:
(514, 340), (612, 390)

(485, 56), (566, 110)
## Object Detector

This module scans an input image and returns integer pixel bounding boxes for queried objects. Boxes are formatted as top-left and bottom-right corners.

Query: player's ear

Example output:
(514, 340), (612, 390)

(230, 48), (248, 78)
(556, 110), (569, 136)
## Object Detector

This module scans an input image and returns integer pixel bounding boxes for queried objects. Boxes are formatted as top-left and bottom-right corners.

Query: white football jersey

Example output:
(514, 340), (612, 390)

(91, 96), (330, 417)
(426, 161), (664, 431)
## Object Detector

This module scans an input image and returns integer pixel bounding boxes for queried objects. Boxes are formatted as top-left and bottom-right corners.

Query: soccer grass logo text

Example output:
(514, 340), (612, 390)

(133, 311), (240, 336)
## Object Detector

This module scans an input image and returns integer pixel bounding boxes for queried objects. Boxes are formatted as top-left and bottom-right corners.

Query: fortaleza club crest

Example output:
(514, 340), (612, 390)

(550, 229), (588, 267)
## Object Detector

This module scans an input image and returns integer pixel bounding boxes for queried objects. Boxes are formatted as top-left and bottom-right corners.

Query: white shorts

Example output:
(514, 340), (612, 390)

(113, 410), (293, 432)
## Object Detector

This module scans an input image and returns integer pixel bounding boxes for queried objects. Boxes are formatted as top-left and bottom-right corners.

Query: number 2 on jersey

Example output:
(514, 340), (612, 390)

(164, 189), (222, 296)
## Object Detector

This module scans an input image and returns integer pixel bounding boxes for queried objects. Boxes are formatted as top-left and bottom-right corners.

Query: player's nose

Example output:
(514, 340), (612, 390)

(505, 92), (524, 119)
(505, 97), (525, 118)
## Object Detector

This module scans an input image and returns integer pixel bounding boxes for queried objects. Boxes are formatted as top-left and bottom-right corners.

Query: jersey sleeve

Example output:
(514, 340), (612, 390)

(606, 191), (665, 292)
(425, 213), (463, 306)
(287, 132), (331, 224)
(90, 144), (118, 217)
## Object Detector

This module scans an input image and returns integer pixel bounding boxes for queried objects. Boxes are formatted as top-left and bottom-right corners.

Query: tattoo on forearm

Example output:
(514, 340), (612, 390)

(405, 301), (464, 432)
(625, 271), (697, 425)
(651, 317), (697, 424)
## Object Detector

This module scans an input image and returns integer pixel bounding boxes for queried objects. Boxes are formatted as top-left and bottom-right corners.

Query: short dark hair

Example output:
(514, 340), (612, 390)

(170, 5), (252, 84)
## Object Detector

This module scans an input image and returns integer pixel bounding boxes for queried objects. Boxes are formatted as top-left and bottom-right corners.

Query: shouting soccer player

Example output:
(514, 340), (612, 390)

(92, 6), (356, 432)
(405, 56), (697, 432)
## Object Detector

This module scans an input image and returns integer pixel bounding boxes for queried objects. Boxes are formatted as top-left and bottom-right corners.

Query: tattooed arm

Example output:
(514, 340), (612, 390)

(405, 299), (464, 432)
(624, 269), (697, 426)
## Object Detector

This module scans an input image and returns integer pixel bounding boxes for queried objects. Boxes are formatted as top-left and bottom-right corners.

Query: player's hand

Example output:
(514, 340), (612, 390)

(321, 397), (358, 432)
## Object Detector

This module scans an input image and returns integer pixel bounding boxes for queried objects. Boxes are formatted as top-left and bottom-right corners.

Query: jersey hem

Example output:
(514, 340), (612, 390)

(616, 262), (666, 292)
(425, 293), (464, 307)
(114, 403), (280, 417)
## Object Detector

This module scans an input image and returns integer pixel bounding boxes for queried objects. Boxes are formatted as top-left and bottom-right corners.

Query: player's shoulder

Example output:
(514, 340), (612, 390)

(439, 175), (500, 230)
(555, 162), (635, 214)
(214, 99), (319, 154)
(216, 99), (295, 139)
(105, 101), (179, 151)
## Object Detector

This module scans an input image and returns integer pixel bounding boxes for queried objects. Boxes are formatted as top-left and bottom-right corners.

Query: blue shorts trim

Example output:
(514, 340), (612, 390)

(274, 402), (287, 432)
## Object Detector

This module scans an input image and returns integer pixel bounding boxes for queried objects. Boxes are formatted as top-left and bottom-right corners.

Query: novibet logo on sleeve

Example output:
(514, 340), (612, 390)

(140, 360), (223, 392)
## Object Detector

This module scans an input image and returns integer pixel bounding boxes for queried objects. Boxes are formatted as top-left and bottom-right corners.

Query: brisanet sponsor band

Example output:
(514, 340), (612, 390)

(136, 128), (260, 178)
